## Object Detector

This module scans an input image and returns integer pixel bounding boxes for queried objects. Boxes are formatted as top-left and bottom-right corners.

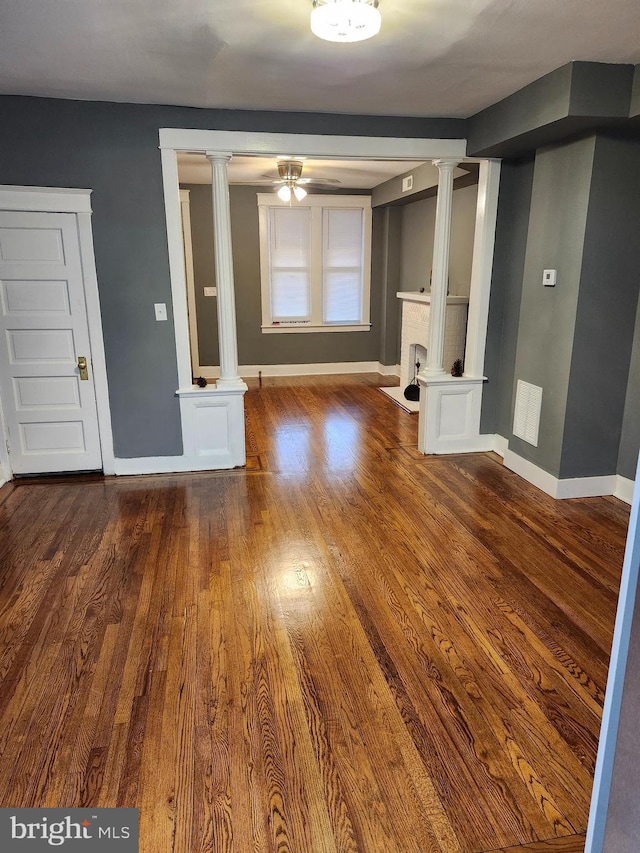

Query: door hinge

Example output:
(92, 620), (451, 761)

(5, 439), (10, 456)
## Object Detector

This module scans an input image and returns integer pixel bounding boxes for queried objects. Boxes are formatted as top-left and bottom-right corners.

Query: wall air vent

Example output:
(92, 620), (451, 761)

(513, 380), (542, 446)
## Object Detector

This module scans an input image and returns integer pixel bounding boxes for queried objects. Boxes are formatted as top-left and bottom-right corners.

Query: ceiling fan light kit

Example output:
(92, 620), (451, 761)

(276, 160), (309, 201)
(311, 0), (381, 43)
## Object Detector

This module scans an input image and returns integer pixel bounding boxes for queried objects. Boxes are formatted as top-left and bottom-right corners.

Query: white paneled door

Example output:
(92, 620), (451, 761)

(0, 210), (102, 473)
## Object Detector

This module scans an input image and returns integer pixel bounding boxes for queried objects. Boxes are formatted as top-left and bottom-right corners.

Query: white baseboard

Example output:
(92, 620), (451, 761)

(431, 435), (498, 454)
(614, 476), (635, 505)
(503, 448), (635, 504)
(494, 435), (508, 457)
(197, 361), (400, 379)
(555, 475), (618, 500)
(112, 454), (243, 476)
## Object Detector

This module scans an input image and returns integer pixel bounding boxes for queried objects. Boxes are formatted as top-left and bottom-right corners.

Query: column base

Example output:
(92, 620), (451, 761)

(216, 377), (248, 391)
(417, 375), (490, 455)
(177, 384), (247, 468)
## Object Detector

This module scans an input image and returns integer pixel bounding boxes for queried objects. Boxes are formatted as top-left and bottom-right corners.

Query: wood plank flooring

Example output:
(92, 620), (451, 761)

(0, 375), (628, 852)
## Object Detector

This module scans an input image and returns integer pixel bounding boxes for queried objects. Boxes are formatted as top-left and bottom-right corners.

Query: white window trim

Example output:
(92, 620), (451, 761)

(257, 193), (372, 333)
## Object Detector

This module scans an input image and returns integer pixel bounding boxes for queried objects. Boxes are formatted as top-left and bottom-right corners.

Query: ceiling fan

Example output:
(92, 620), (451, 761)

(259, 159), (340, 201)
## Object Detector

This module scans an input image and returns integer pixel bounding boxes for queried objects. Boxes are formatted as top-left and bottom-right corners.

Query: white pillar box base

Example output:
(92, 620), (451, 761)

(177, 384), (248, 469)
(417, 375), (491, 455)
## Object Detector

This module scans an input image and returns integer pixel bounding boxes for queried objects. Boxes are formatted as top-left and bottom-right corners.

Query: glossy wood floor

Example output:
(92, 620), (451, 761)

(0, 375), (629, 853)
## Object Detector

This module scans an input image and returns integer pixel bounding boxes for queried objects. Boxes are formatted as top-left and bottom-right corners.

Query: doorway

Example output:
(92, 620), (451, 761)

(0, 186), (114, 478)
(158, 128), (493, 463)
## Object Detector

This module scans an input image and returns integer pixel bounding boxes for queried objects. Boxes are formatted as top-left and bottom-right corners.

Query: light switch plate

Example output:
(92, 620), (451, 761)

(204, 286), (217, 297)
(154, 303), (168, 321)
(402, 175), (414, 192)
(543, 269), (557, 287)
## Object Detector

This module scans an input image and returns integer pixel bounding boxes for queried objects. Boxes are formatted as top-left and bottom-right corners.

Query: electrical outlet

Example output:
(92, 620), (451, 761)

(204, 286), (217, 297)
(154, 303), (168, 321)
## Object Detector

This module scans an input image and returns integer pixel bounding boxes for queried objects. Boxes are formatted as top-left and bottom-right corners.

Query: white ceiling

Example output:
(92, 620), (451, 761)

(1, 1), (639, 118)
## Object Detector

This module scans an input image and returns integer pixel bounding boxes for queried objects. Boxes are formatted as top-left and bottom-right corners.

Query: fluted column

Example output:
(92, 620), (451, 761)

(206, 152), (243, 388)
(421, 159), (459, 377)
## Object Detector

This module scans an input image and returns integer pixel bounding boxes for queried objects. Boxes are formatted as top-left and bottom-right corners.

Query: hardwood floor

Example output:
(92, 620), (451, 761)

(0, 375), (628, 852)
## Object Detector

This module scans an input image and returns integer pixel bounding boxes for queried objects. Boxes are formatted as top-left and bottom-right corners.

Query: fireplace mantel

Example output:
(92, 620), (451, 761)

(396, 291), (469, 306)
(396, 292), (469, 392)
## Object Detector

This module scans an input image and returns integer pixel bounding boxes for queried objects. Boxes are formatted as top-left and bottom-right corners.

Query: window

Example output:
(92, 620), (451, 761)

(258, 194), (372, 333)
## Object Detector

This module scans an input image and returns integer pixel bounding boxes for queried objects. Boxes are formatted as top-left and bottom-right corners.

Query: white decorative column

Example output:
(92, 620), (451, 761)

(422, 159), (458, 376)
(173, 152), (247, 472)
(417, 158), (501, 457)
(206, 152), (244, 389)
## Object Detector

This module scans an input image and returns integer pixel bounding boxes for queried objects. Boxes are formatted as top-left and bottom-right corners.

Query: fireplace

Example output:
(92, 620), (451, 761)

(379, 292), (469, 413)
(406, 343), (428, 386)
(398, 292), (468, 388)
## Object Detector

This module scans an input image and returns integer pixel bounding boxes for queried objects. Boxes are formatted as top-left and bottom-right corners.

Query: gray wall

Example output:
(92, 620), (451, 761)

(483, 133), (640, 480)
(376, 207), (402, 367)
(508, 136), (596, 477)
(468, 61), (635, 158)
(561, 135), (640, 479)
(371, 161), (441, 207)
(399, 184), (478, 297)
(480, 158), (535, 436)
(0, 94), (463, 457)
(619, 295), (640, 479)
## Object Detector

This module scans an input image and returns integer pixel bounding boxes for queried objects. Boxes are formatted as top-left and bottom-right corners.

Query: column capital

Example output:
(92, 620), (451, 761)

(432, 158), (460, 172)
(205, 151), (233, 163)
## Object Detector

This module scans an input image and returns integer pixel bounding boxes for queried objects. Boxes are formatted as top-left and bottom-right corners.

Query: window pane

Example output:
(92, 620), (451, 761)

(270, 207), (310, 267)
(268, 206), (311, 321)
(323, 208), (364, 324)
(271, 270), (310, 320)
(323, 270), (362, 324)
(324, 208), (363, 266)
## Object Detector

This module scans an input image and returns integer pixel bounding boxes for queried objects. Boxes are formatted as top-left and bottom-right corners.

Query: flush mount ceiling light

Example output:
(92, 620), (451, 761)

(311, 0), (381, 43)
(276, 161), (308, 202)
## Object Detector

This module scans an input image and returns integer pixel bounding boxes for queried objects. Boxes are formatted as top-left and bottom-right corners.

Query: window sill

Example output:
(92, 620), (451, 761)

(261, 323), (371, 335)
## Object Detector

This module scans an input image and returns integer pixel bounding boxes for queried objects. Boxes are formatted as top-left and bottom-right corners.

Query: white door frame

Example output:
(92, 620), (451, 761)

(0, 186), (115, 478)
(179, 189), (201, 377)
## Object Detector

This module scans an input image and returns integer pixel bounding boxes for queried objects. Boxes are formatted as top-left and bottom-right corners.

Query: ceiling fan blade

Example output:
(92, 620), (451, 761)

(297, 177), (340, 186)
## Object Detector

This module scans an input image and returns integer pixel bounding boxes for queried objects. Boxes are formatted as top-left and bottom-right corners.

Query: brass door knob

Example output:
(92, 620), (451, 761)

(77, 356), (89, 380)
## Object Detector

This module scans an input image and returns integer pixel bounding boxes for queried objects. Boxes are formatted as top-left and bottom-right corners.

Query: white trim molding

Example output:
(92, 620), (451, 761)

(417, 375), (492, 454)
(179, 189), (200, 377)
(0, 185), (93, 214)
(197, 361), (400, 379)
(159, 129), (467, 160)
(261, 324), (371, 334)
(503, 448), (635, 504)
(464, 160), (501, 377)
(494, 435), (509, 458)
(0, 185), (115, 478)
(615, 476), (635, 505)
(177, 384), (247, 468)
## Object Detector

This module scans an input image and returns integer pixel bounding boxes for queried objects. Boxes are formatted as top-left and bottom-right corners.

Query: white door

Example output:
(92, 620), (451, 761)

(0, 210), (103, 474)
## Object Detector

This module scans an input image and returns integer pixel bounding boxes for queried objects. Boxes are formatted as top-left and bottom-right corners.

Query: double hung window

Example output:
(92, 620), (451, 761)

(258, 194), (372, 333)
